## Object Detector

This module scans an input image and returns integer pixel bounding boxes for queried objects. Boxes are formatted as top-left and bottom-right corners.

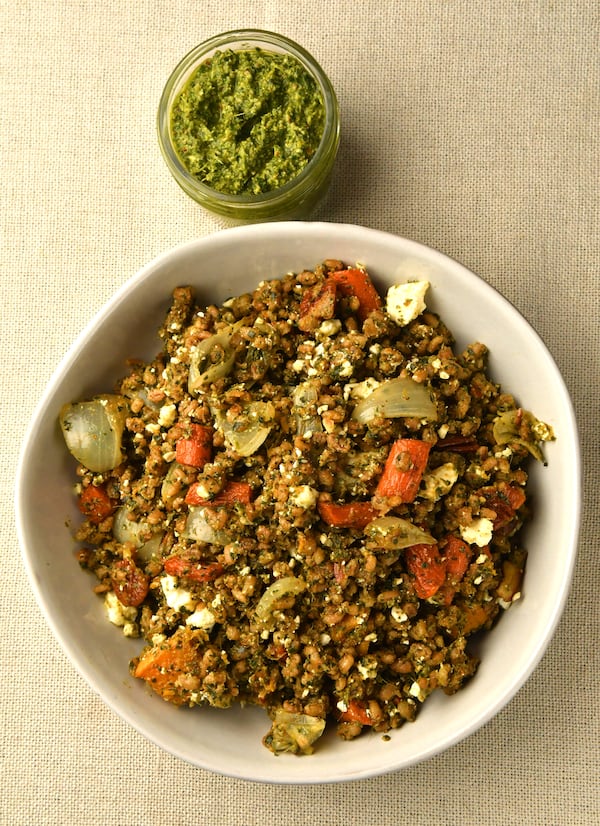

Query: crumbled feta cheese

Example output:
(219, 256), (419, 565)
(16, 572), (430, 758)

(160, 574), (195, 611)
(104, 591), (138, 627)
(158, 403), (177, 427)
(317, 319), (342, 337)
(357, 659), (377, 680)
(343, 377), (380, 402)
(495, 446), (513, 458)
(386, 281), (430, 326)
(420, 462), (458, 502)
(460, 517), (494, 547)
(336, 700), (348, 713)
(409, 680), (426, 701)
(391, 606), (408, 623)
(337, 359), (354, 378)
(190, 483), (211, 501)
(475, 553), (489, 564)
(186, 607), (216, 631)
(531, 420), (554, 442)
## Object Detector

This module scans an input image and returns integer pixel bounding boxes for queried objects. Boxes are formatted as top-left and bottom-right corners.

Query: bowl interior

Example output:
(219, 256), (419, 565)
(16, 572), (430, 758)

(15, 222), (580, 783)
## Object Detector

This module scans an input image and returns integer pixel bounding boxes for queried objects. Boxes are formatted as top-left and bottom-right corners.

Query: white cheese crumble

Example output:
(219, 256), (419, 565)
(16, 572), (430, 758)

(160, 574), (195, 611)
(158, 403), (177, 427)
(289, 485), (318, 509)
(409, 680), (426, 701)
(343, 377), (380, 402)
(104, 591), (137, 634)
(186, 607), (216, 631)
(357, 659), (378, 680)
(317, 319), (342, 337)
(460, 517), (494, 547)
(386, 281), (430, 326)
(190, 482), (211, 501)
(420, 462), (458, 502)
(391, 606), (409, 624)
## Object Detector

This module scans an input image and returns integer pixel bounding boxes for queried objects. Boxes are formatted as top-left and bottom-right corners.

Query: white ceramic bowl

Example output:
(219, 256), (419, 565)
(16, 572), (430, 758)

(16, 223), (580, 783)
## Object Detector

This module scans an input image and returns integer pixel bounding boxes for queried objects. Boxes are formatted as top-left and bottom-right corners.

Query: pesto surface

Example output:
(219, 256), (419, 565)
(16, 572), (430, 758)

(170, 48), (326, 196)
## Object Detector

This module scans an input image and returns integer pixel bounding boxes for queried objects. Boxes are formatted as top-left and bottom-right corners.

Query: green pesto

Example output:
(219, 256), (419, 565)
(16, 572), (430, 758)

(170, 48), (325, 196)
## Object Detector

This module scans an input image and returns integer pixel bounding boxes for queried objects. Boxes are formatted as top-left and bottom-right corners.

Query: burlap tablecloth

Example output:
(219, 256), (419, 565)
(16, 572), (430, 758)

(1, 2), (597, 824)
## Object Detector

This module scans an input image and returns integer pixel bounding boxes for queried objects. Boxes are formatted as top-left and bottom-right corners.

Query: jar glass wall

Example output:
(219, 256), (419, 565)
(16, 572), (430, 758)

(157, 30), (340, 223)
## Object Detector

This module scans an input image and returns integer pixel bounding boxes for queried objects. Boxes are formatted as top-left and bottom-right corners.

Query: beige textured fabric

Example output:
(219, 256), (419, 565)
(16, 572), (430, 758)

(1, 1), (598, 824)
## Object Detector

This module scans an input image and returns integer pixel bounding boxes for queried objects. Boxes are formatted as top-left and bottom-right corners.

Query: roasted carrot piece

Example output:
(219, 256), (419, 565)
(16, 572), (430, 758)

(317, 500), (378, 529)
(133, 628), (200, 705)
(175, 423), (212, 468)
(375, 438), (432, 502)
(337, 700), (373, 726)
(405, 543), (447, 600)
(461, 602), (497, 635)
(329, 268), (383, 321)
(186, 480), (254, 507)
(78, 484), (115, 524)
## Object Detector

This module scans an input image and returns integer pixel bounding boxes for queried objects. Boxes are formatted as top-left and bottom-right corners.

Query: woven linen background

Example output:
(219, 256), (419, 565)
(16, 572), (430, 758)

(1, 1), (597, 824)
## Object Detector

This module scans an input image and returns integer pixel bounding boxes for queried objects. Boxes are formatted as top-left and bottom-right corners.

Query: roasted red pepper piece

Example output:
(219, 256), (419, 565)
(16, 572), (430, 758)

(329, 268), (383, 321)
(78, 484), (115, 524)
(163, 556), (224, 583)
(405, 542), (446, 599)
(442, 535), (473, 583)
(111, 558), (149, 607)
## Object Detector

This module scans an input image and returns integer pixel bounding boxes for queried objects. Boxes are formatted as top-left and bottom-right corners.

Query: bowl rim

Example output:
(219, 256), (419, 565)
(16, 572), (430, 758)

(15, 222), (582, 783)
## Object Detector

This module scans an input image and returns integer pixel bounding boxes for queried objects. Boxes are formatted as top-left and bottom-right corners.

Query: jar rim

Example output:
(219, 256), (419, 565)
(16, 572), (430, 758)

(157, 29), (340, 212)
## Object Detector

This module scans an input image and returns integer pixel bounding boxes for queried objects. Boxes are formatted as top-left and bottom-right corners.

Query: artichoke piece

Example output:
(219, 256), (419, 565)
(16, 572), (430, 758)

(263, 709), (326, 756)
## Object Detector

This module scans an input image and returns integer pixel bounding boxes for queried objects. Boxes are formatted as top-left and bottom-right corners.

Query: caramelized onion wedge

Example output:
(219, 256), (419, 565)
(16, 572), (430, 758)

(184, 506), (230, 545)
(351, 377), (437, 424)
(217, 400), (275, 456)
(59, 394), (128, 472)
(255, 576), (306, 627)
(364, 516), (436, 550)
(493, 408), (555, 463)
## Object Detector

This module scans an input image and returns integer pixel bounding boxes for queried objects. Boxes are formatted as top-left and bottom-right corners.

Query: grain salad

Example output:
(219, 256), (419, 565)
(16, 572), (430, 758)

(59, 260), (554, 755)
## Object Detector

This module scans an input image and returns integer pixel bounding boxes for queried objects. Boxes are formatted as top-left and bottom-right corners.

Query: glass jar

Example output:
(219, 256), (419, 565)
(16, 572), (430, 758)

(157, 30), (340, 224)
